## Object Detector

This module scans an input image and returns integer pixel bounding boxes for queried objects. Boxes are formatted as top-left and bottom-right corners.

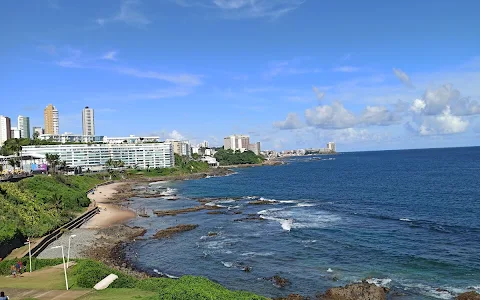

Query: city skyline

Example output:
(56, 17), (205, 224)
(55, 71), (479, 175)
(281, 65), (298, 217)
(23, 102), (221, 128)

(1, 0), (480, 151)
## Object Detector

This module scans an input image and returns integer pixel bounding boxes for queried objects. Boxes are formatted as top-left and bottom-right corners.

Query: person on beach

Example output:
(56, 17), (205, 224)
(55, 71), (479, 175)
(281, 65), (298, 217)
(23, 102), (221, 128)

(0, 291), (9, 300)
(17, 261), (23, 274)
(10, 265), (16, 278)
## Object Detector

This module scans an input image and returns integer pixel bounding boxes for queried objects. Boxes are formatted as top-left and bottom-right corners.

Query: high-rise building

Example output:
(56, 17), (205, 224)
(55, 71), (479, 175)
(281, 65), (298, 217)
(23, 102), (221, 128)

(224, 135), (250, 152)
(82, 106), (95, 136)
(18, 115), (30, 139)
(33, 127), (44, 137)
(11, 127), (21, 139)
(0, 115), (12, 145)
(247, 142), (261, 155)
(327, 142), (336, 152)
(172, 141), (191, 157)
(44, 104), (59, 135)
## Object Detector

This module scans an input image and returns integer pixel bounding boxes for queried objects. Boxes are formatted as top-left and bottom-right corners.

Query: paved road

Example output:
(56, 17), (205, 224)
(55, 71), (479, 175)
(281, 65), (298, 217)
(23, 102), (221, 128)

(0, 288), (91, 299)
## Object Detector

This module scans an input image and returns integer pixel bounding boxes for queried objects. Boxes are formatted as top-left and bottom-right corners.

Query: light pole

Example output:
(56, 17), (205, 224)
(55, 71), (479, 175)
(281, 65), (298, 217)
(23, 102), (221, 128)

(24, 239), (32, 273)
(67, 234), (76, 268)
(51, 245), (69, 290)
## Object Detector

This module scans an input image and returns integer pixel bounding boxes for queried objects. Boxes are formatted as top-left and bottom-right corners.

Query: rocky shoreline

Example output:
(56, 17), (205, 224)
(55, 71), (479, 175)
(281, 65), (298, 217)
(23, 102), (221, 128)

(81, 169), (480, 300)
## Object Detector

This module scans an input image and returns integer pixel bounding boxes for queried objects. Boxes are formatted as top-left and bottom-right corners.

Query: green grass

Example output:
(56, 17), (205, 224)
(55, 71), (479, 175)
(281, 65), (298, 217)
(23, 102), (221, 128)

(77, 289), (157, 300)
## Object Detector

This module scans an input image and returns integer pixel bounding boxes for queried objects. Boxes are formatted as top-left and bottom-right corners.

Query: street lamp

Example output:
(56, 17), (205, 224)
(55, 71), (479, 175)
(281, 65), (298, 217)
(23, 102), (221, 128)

(51, 245), (69, 290)
(24, 239), (32, 273)
(67, 234), (76, 268)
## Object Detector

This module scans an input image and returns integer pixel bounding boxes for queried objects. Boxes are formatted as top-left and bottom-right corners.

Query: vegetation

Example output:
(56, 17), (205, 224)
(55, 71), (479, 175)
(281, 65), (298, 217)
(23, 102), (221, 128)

(105, 158), (125, 168)
(0, 257), (64, 275)
(126, 154), (209, 178)
(73, 260), (137, 288)
(214, 149), (264, 166)
(0, 174), (102, 243)
(0, 138), (61, 156)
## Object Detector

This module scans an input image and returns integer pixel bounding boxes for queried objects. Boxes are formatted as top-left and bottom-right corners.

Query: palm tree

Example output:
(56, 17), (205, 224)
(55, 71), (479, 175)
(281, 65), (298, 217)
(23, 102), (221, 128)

(45, 153), (60, 174)
(8, 158), (17, 172)
(59, 160), (68, 174)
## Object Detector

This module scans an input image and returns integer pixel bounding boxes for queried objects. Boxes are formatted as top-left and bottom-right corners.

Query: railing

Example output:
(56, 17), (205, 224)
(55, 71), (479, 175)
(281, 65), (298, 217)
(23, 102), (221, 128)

(28, 207), (100, 258)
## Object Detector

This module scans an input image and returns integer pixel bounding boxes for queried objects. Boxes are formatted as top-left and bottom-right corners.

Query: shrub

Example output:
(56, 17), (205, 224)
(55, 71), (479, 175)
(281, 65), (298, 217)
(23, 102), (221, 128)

(73, 260), (137, 288)
(135, 278), (175, 292)
(0, 258), (64, 275)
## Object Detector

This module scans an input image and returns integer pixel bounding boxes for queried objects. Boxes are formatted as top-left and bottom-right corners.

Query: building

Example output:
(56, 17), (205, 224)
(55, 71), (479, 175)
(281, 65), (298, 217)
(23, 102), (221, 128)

(204, 148), (217, 157)
(0, 115), (11, 145)
(201, 156), (219, 167)
(44, 104), (59, 135)
(103, 135), (159, 144)
(10, 127), (21, 139)
(21, 142), (174, 170)
(18, 115), (30, 139)
(172, 141), (191, 157)
(224, 135), (250, 152)
(82, 106), (95, 136)
(327, 142), (336, 152)
(38, 133), (104, 144)
(199, 141), (209, 148)
(247, 142), (261, 155)
(33, 127), (44, 137)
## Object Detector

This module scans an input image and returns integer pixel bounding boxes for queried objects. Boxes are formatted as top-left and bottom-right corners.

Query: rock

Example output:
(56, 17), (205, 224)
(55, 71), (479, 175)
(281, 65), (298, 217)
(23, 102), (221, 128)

(153, 224), (199, 239)
(319, 281), (389, 300)
(248, 200), (275, 205)
(457, 291), (480, 300)
(207, 232), (218, 237)
(242, 266), (251, 272)
(273, 294), (309, 300)
(266, 275), (290, 288)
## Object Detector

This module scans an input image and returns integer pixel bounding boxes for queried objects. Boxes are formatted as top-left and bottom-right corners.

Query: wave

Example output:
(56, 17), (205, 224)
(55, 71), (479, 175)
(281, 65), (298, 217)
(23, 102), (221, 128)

(400, 218), (412, 222)
(153, 269), (179, 279)
(280, 219), (294, 231)
(296, 203), (316, 207)
(327, 268), (333, 273)
(366, 278), (392, 287)
(221, 261), (233, 268)
(258, 207), (340, 230)
(240, 251), (274, 257)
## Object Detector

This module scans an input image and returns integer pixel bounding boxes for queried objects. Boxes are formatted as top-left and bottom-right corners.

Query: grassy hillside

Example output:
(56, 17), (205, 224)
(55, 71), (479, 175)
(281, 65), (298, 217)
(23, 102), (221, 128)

(0, 175), (102, 243)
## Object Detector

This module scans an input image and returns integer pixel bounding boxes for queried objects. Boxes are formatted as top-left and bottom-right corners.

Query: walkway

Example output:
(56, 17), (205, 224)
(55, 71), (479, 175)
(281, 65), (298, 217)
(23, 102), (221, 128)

(0, 288), (91, 299)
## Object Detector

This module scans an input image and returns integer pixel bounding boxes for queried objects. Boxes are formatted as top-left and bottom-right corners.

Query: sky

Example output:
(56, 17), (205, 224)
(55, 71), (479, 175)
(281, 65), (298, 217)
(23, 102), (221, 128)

(1, 0), (480, 151)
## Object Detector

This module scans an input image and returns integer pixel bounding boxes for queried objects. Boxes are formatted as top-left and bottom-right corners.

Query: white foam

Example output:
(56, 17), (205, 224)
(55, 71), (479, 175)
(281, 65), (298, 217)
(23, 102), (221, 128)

(240, 251), (274, 257)
(366, 278), (392, 287)
(153, 269), (179, 279)
(259, 197), (277, 202)
(278, 200), (299, 204)
(221, 261), (233, 268)
(296, 203), (316, 207)
(149, 181), (164, 185)
(327, 268), (333, 273)
(280, 218), (294, 231)
(401, 282), (454, 299)
(400, 218), (412, 222)
(258, 206), (340, 229)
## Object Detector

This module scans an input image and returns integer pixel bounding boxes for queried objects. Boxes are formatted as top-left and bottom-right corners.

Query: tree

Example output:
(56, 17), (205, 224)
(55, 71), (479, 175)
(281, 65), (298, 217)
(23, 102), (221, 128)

(8, 158), (18, 172)
(45, 153), (60, 174)
(59, 160), (68, 174)
(33, 131), (40, 140)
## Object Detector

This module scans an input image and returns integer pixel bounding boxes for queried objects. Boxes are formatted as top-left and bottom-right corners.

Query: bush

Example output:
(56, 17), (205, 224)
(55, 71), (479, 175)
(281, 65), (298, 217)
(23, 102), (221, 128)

(73, 260), (137, 288)
(135, 278), (175, 292)
(0, 258), (64, 275)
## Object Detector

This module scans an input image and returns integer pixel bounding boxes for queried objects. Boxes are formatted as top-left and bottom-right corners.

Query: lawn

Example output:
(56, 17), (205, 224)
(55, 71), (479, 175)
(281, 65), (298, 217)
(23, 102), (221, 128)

(77, 289), (157, 300)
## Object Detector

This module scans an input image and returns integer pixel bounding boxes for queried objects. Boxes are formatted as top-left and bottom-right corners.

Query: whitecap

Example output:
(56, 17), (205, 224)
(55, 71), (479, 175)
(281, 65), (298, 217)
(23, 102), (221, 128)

(153, 269), (179, 279)
(221, 261), (233, 268)
(296, 203), (316, 207)
(240, 252), (274, 257)
(366, 278), (392, 287)
(327, 268), (333, 273)
(401, 282), (453, 300)
(280, 218), (294, 231)
(400, 218), (412, 222)
(259, 197), (277, 202)
(278, 200), (299, 204)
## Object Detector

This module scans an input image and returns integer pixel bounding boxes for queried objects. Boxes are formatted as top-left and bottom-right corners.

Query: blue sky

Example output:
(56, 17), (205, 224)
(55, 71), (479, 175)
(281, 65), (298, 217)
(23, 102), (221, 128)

(1, 0), (480, 151)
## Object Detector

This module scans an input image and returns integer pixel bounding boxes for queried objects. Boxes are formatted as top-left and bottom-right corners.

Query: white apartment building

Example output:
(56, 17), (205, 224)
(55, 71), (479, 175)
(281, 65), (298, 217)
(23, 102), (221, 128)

(327, 142), (336, 152)
(18, 115), (30, 139)
(38, 133), (104, 144)
(247, 142), (261, 155)
(11, 127), (21, 139)
(104, 135), (160, 144)
(21, 143), (174, 169)
(0, 115), (11, 145)
(33, 127), (44, 136)
(224, 135), (250, 152)
(172, 141), (191, 157)
(82, 106), (95, 136)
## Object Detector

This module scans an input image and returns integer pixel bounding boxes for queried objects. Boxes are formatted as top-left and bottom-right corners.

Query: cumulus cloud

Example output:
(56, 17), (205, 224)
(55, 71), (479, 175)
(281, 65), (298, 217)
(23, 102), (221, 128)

(273, 113), (303, 130)
(312, 86), (325, 101)
(360, 106), (400, 126)
(417, 106), (469, 135)
(305, 101), (357, 129)
(393, 68), (413, 88)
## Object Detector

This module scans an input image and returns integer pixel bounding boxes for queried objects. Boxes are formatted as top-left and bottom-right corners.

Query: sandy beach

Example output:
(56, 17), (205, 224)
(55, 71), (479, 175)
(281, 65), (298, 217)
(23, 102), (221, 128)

(82, 182), (136, 229)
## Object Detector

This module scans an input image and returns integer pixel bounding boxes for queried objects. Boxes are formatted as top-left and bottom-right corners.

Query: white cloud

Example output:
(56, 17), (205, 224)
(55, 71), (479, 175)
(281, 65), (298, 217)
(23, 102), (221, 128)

(305, 101), (357, 129)
(414, 84), (480, 116)
(273, 113), (303, 130)
(360, 106), (400, 126)
(167, 130), (186, 141)
(102, 51), (118, 61)
(264, 58), (321, 78)
(113, 67), (202, 86)
(312, 86), (325, 101)
(175, 0), (305, 19)
(333, 66), (360, 73)
(410, 99), (426, 113)
(97, 0), (150, 27)
(393, 68), (413, 88)
(417, 106), (469, 135)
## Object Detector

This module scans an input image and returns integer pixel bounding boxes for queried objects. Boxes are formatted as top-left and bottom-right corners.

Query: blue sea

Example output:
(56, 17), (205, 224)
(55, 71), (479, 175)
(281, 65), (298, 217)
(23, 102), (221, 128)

(125, 147), (480, 299)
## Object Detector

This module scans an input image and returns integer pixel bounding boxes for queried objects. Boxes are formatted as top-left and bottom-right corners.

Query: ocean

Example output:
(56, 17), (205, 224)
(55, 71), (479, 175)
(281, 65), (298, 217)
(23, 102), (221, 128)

(124, 147), (480, 299)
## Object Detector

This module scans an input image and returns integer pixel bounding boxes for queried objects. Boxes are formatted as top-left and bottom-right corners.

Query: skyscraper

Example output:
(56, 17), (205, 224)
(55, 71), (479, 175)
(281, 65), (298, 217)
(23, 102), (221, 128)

(44, 104), (59, 134)
(0, 115), (12, 145)
(82, 106), (95, 136)
(18, 115), (30, 139)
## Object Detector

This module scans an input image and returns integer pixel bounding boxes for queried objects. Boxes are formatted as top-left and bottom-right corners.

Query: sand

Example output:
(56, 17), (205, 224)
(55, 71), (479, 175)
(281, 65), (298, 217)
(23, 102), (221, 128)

(82, 182), (136, 229)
